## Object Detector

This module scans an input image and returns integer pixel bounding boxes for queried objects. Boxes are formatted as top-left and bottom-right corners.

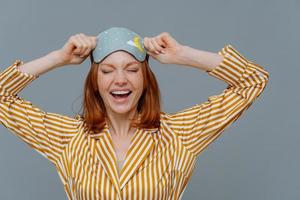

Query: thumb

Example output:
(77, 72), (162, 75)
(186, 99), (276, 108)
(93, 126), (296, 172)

(90, 36), (98, 49)
(62, 40), (76, 55)
(160, 32), (177, 47)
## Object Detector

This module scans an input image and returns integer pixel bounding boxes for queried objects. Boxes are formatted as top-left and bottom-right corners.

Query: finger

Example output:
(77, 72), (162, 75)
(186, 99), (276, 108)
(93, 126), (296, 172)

(82, 37), (94, 56)
(161, 32), (177, 46)
(90, 36), (98, 49)
(71, 38), (83, 55)
(152, 38), (165, 53)
(143, 37), (151, 51)
(146, 38), (156, 53)
(147, 51), (157, 58)
(155, 37), (167, 49)
(76, 34), (88, 56)
(149, 39), (160, 54)
(77, 34), (90, 56)
(80, 35), (93, 56)
(72, 35), (84, 55)
(63, 36), (77, 55)
(84, 36), (97, 58)
(144, 37), (155, 53)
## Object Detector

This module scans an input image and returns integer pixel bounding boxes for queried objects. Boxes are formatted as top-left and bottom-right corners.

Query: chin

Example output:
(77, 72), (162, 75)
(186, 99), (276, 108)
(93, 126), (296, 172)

(110, 105), (136, 115)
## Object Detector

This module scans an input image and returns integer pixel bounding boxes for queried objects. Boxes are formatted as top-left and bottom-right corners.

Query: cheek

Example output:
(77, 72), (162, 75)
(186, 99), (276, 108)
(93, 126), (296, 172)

(132, 75), (144, 90)
(97, 77), (110, 94)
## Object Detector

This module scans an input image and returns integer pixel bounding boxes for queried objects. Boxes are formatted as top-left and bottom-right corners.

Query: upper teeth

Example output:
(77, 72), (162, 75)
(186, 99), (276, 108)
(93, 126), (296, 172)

(111, 90), (131, 95)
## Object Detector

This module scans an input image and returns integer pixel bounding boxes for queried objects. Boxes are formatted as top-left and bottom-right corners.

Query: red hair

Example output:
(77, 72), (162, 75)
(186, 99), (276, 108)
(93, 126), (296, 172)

(75, 53), (161, 134)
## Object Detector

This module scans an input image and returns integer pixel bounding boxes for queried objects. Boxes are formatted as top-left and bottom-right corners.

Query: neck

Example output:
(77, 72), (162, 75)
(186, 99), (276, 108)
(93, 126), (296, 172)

(106, 108), (139, 137)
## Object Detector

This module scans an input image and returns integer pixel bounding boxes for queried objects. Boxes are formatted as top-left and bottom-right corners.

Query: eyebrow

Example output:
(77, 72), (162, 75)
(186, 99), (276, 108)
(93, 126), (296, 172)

(99, 61), (140, 69)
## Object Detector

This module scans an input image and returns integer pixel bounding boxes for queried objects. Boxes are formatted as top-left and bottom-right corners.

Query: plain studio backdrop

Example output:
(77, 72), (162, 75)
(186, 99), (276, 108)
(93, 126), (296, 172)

(0, 0), (298, 199)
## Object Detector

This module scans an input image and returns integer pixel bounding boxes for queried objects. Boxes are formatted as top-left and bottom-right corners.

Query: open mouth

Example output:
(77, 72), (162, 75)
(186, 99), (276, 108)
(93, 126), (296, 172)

(110, 91), (132, 99)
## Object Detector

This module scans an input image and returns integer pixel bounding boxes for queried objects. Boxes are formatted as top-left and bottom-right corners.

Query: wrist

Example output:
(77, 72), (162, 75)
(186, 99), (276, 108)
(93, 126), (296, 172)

(46, 50), (66, 68)
(175, 45), (222, 71)
(174, 45), (195, 67)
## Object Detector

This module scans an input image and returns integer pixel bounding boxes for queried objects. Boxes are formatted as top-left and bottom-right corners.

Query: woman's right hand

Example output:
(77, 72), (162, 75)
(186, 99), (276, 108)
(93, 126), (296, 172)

(57, 33), (97, 66)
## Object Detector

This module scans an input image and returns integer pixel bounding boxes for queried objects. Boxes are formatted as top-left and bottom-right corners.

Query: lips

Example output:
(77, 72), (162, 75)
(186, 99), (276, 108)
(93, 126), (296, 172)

(110, 90), (132, 99)
(110, 89), (132, 93)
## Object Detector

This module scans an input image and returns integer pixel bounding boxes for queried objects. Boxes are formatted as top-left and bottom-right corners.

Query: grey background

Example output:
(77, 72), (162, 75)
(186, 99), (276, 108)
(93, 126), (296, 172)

(0, 0), (298, 199)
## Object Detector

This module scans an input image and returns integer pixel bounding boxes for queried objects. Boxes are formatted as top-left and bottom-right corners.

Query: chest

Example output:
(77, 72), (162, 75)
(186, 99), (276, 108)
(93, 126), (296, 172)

(63, 129), (198, 200)
(110, 134), (134, 161)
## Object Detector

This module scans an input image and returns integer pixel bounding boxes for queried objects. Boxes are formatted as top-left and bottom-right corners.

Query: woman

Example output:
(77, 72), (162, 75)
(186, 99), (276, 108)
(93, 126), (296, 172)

(0, 27), (269, 199)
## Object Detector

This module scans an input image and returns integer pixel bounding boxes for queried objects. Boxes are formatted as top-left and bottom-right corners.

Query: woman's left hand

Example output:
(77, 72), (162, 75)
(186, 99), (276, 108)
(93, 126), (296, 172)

(143, 32), (184, 64)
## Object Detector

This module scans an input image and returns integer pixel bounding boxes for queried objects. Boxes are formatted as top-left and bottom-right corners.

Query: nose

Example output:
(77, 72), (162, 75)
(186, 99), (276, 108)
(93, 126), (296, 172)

(114, 70), (127, 86)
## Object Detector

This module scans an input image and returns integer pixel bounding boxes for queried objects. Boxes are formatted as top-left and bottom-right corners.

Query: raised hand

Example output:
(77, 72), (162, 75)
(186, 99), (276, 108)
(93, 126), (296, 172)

(143, 32), (184, 65)
(58, 33), (97, 65)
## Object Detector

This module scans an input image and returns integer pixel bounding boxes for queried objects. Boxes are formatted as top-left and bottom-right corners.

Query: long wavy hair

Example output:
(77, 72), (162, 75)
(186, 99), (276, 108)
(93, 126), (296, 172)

(75, 52), (161, 134)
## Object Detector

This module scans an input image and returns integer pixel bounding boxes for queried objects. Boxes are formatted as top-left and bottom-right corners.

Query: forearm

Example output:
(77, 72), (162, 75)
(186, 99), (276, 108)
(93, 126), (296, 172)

(17, 50), (64, 77)
(175, 45), (223, 72)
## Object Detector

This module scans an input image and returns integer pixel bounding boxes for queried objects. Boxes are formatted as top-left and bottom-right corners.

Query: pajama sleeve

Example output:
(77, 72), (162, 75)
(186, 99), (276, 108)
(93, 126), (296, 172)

(0, 60), (79, 166)
(163, 44), (270, 158)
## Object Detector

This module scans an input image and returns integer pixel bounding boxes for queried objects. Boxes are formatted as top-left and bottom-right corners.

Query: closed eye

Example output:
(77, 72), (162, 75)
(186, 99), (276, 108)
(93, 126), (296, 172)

(128, 69), (138, 72)
(101, 70), (112, 74)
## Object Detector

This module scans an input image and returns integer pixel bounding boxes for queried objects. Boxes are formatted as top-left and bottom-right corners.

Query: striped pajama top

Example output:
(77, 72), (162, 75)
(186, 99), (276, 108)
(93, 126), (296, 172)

(0, 44), (269, 200)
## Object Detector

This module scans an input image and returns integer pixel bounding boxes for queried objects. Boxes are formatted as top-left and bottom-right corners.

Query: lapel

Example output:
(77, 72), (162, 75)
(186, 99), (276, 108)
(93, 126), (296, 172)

(87, 120), (159, 193)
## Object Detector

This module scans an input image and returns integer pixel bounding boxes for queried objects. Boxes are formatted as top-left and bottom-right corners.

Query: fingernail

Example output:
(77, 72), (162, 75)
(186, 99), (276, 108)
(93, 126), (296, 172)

(155, 51), (159, 54)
